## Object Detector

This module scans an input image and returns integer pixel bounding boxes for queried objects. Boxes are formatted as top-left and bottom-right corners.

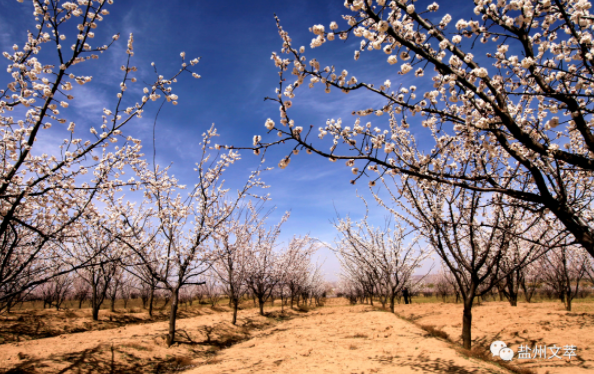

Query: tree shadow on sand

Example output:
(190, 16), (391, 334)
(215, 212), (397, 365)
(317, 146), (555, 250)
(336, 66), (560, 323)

(175, 323), (251, 350)
(376, 352), (507, 374)
(1, 343), (196, 374)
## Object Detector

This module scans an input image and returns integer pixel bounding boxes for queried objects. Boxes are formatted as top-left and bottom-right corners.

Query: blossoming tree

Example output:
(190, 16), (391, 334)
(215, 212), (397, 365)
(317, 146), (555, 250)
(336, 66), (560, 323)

(249, 0), (594, 257)
(109, 127), (268, 346)
(211, 203), (268, 324)
(333, 203), (430, 313)
(279, 234), (320, 308)
(391, 175), (550, 349)
(0, 0), (199, 311)
(243, 212), (290, 316)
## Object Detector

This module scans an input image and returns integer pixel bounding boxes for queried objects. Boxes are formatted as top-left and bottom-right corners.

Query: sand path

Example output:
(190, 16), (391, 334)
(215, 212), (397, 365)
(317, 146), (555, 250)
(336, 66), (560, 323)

(190, 305), (510, 374)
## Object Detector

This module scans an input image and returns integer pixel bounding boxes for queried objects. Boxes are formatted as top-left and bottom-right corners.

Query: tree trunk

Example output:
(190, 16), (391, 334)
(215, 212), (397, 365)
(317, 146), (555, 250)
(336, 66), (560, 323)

(258, 297), (264, 316)
(461, 296), (474, 350)
(509, 292), (518, 306)
(92, 304), (99, 320)
(166, 289), (179, 347)
(565, 291), (572, 311)
(389, 294), (395, 313)
(148, 284), (155, 318)
(91, 284), (100, 321)
(232, 299), (239, 325)
(520, 280), (530, 303)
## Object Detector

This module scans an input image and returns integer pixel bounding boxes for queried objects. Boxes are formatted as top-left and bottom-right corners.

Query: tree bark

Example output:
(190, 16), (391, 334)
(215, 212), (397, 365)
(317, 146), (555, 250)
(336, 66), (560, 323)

(509, 292), (518, 306)
(91, 284), (100, 321)
(462, 296), (474, 350)
(232, 299), (239, 325)
(565, 291), (572, 311)
(148, 284), (155, 318)
(166, 289), (179, 347)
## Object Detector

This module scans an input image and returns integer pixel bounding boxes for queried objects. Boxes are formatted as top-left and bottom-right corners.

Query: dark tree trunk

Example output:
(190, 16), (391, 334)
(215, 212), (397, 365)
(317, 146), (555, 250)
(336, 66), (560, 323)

(166, 289), (179, 347)
(148, 284), (155, 318)
(520, 280), (535, 303)
(462, 296), (474, 350)
(509, 292), (518, 306)
(91, 284), (100, 321)
(565, 290), (572, 311)
(232, 299), (239, 325)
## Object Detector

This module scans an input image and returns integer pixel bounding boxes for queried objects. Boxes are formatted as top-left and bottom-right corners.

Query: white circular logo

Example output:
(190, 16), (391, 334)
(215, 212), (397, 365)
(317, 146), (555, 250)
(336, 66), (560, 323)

(500, 347), (514, 361)
(490, 341), (507, 356)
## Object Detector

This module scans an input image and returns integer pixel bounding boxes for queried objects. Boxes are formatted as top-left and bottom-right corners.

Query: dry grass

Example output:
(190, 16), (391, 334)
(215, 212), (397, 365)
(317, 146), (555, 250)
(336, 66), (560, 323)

(296, 304), (310, 313)
(121, 342), (152, 351)
(419, 324), (450, 341)
(63, 310), (78, 319)
(205, 358), (222, 365)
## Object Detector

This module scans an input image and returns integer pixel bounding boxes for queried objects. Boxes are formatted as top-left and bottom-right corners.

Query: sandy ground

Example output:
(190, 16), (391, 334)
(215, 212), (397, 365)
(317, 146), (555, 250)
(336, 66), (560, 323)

(2, 298), (590, 373)
(0, 299), (513, 374)
(0, 304), (273, 373)
(189, 300), (511, 374)
(0, 305), (200, 345)
(393, 300), (594, 374)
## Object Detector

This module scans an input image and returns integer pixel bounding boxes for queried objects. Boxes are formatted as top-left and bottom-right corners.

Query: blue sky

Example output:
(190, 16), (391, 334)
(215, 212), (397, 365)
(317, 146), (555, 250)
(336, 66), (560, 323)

(0, 0), (478, 279)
